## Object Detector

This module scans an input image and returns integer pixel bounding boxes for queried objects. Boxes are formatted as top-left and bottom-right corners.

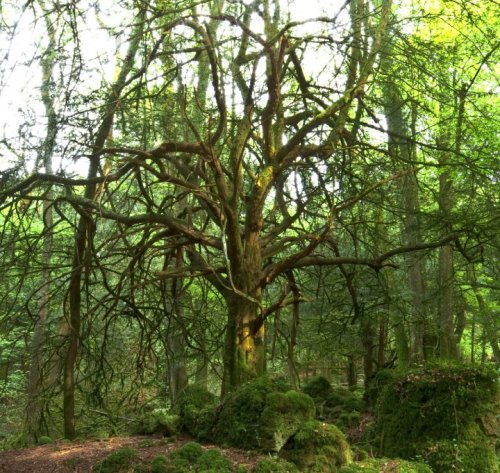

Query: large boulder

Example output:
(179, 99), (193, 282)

(280, 420), (353, 472)
(175, 385), (218, 440)
(374, 363), (498, 473)
(302, 376), (364, 431)
(213, 376), (316, 452)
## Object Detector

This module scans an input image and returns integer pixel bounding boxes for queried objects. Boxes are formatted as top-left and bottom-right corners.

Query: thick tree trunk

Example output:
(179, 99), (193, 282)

(223, 296), (265, 395)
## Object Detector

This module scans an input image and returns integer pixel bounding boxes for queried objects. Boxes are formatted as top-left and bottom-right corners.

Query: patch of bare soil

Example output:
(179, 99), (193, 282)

(0, 436), (264, 472)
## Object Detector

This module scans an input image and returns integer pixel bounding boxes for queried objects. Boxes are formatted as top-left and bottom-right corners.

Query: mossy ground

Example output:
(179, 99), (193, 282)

(338, 458), (432, 473)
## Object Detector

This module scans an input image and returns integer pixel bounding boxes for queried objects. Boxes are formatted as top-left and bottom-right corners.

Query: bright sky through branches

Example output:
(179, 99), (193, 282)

(0, 0), (342, 174)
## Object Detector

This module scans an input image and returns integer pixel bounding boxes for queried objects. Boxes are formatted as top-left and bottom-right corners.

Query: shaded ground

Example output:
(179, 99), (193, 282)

(0, 436), (264, 472)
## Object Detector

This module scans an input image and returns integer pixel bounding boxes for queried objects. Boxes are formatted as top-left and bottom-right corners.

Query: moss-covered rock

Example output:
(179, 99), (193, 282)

(175, 385), (217, 440)
(37, 435), (52, 445)
(95, 447), (138, 473)
(422, 423), (498, 473)
(134, 409), (181, 436)
(163, 444), (232, 473)
(259, 390), (316, 451)
(196, 448), (232, 473)
(339, 458), (432, 473)
(150, 455), (169, 473)
(280, 420), (353, 472)
(303, 376), (334, 402)
(373, 363), (498, 472)
(364, 369), (397, 409)
(253, 457), (299, 472)
(169, 441), (203, 466)
(214, 377), (315, 452)
(302, 377), (364, 431)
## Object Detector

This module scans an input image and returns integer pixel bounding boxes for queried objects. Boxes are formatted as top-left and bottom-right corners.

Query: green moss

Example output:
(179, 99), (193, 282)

(196, 448), (232, 472)
(37, 435), (52, 445)
(253, 458), (299, 472)
(259, 390), (316, 451)
(280, 420), (353, 472)
(375, 364), (498, 460)
(339, 458), (432, 473)
(303, 376), (334, 402)
(176, 385), (217, 440)
(214, 377), (312, 452)
(303, 377), (364, 430)
(364, 369), (397, 409)
(150, 455), (169, 473)
(134, 410), (181, 436)
(422, 423), (498, 473)
(95, 447), (138, 473)
(169, 441), (203, 463)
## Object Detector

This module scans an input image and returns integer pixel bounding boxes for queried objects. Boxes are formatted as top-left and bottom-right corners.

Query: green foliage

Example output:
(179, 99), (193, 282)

(176, 386), (217, 440)
(236, 466), (248, 473)
(214, 376), (315, 452)
(95, 447), (138, 473)
(280, 420), (353, 472)
(373, 364), (498, 472)
(253, 457), (298, 472)
(37, 435), (52, 445)
(339, 458), (432, 473)
(133, 409), (181, 437)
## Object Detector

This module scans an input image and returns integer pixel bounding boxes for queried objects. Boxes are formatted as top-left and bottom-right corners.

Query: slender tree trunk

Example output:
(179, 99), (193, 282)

(63, 19), (143, 438)
(346, 356), (357, 390)
(25, 2), (57, 441)
(437, 85), (465, 361)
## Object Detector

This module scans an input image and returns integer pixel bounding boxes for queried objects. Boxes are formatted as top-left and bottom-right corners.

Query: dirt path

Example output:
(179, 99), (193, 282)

(0, 436), (262, 472)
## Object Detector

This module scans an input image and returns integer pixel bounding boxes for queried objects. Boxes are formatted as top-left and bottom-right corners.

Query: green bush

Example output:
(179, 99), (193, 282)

(280, 420), (353, 472)
(339, 458), (432, 473)
(253, 458), (299, 473)
(214, 377), (315, 452)
(176, 385), (217, 440)
(95, 447), (138, 473)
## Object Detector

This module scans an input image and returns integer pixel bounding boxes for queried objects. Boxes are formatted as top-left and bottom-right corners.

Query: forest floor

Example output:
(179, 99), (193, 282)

(0, 435), (264, 472)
